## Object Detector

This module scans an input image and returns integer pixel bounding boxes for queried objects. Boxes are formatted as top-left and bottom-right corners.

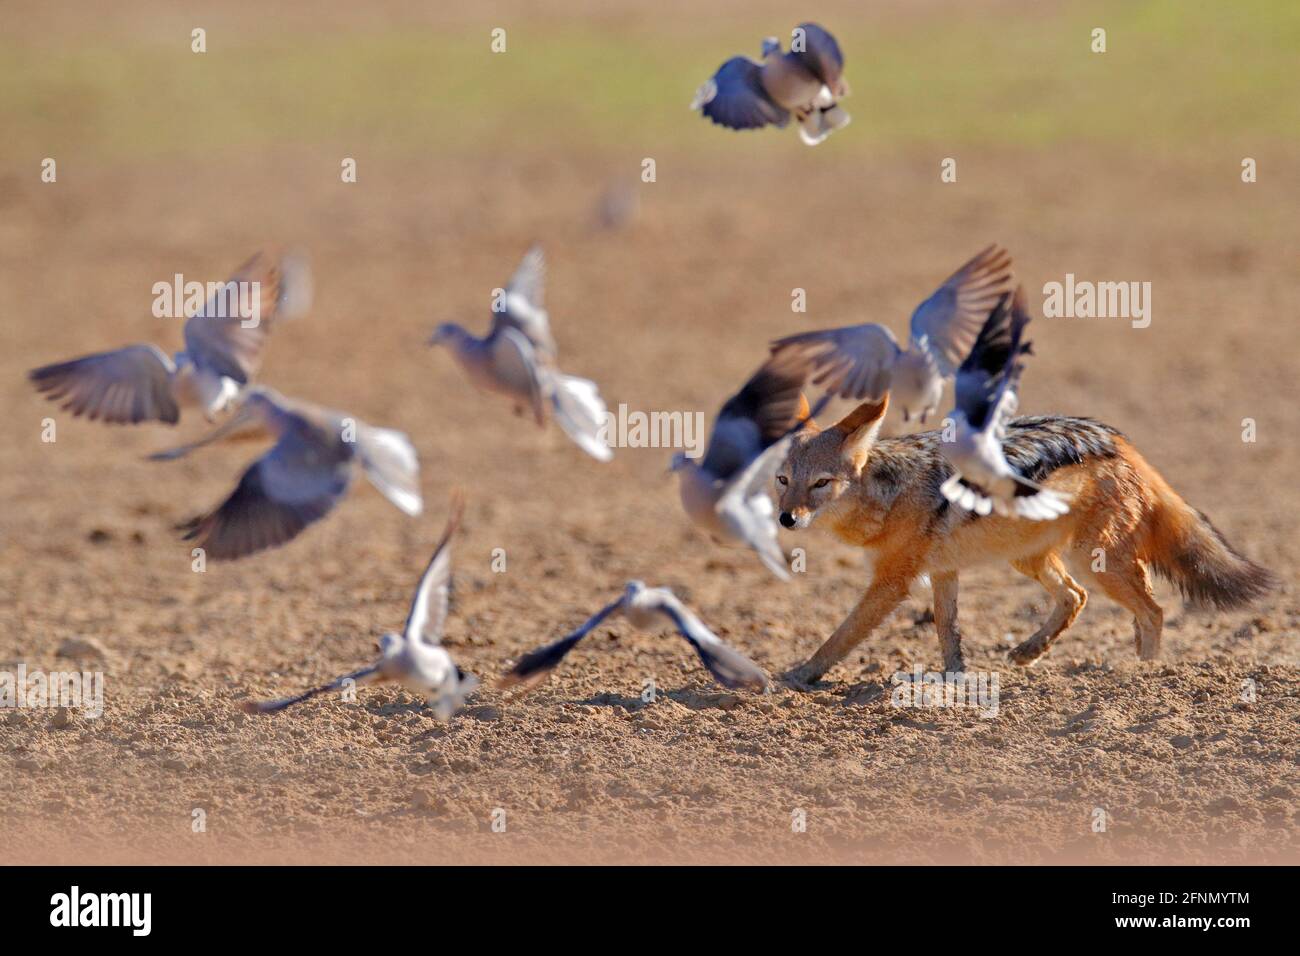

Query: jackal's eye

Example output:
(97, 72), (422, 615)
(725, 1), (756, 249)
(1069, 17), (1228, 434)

(776, 475), (789, 486)
(812, 478), (832, 489)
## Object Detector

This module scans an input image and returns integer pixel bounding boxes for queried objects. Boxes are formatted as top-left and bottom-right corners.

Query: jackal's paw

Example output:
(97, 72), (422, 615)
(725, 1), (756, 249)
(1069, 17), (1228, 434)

(779, 663), (827, 692)
(1008, 639), (1048, 666)
(942, 656), (967, 675)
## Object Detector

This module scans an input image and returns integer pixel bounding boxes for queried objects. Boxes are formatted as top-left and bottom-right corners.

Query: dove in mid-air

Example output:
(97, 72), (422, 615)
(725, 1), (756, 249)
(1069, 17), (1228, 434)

(148, 386), (422, 560)
(692, 22), (850, 146)
(242, 498), (477, 720)
(938, 286), (1071, 521)
(428, 245), (613, 461)
(498, 580), (769, 694)
(770, 245), (1016, 423)
(28, 251), (312, 426)
(670, 350), (823, 581)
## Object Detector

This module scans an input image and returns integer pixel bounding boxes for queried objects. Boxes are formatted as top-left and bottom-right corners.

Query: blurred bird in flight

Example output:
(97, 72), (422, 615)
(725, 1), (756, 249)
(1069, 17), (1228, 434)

(499, 580), (769, 694)
(670, 350), (824, 580)
(149, 386), (422, 560)
(428, 245), (613, 461)
(770, 245), (1015, 423)
(693, 22), (851, 145)
(29, 251), (312, 425)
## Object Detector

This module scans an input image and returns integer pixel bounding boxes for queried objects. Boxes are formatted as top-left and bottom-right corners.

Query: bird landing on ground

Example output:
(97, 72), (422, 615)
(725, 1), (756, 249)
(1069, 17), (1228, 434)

(499, 581), (769, 695)
(242, 496), (477, 720)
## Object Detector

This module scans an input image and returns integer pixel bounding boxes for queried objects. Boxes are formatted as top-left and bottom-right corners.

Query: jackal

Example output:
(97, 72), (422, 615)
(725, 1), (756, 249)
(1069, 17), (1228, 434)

(776, 397), (1274, 680)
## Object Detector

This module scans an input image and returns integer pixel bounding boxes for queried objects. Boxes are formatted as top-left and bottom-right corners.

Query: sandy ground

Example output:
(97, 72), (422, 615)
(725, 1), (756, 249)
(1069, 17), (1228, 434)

(1, 138), (1297, 864)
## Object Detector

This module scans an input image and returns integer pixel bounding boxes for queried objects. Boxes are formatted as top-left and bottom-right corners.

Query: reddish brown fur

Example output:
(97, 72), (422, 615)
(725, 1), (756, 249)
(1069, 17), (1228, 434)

(776, 401), (1274, 681)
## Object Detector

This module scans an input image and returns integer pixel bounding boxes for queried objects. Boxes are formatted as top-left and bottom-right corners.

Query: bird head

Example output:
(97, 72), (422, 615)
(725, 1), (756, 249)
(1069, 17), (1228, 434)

(666, 451), (691, 476)
(426, 323), (462, 348)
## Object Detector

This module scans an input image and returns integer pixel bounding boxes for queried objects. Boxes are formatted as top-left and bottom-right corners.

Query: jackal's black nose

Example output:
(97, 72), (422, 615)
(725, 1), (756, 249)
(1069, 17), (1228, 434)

(779, 511), (796, 528)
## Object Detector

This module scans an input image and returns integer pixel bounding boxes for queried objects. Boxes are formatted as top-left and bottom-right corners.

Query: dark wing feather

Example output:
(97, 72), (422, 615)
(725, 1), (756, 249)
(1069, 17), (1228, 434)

(697, 57), (790, 130)
(179, 429), (352, 561)
(497, 601), (622, 693)
(953, 288), (1030, 432)
(701, 349), (813, 479)
(659, 601), (769, 691)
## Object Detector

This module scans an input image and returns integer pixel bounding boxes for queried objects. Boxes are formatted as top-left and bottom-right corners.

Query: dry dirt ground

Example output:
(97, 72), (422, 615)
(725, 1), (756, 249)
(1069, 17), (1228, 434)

(2, 140), (1297, 860)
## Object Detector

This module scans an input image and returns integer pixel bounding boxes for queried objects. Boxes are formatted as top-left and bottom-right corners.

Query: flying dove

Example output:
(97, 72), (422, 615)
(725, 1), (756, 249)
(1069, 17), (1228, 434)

(428, 245), (613, 461)
(498, 581), (769, 693)
(938, 286), (1071, 520)
(692, 22), (851, 146)
(770, 245), (1016, 423)
(28, 251), (312, 425)
(242, 498), (477, 720)
(148, 386), (422, 560)
(670, 350), (824, 580)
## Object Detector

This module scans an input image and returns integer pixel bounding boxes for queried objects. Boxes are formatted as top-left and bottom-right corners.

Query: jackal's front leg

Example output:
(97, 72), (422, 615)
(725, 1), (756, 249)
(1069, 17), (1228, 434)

(931, 572), (965, 673)
(789, 571), (915, 685)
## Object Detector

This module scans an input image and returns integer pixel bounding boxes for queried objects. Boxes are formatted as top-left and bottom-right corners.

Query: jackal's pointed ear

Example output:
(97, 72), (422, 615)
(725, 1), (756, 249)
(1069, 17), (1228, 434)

(834, 396), (888, 465)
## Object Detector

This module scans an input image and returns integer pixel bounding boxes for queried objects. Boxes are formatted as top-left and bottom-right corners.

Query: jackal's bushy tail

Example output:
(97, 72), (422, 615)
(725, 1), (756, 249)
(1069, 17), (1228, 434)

(1145, 481), (1274, 610)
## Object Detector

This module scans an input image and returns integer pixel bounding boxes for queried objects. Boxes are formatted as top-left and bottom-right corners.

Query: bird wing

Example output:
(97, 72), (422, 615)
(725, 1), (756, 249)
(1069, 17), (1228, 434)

(987, 287), (1035, 441)
(243, 664), (381, 714)
(496, 599), (624, 693)
(770, 322), (901, 401)
(28, 344), (179, 425)
(489, 325), (548, 425)
(910, 244), (1016, 378)
(693, 56), (790, 130)
(354, 422), (423, 516)
(550, 373), (614, 461)
(183, 251), (307, 384)
(716, 432), (802, 581)
(652, 590), (770, 691)
(489, 245), (557, 358)
(178, 421), (353, 561)
(953, 287), (1029, 435)
(700, 349), (813, 480)
(403, 495), (465, 646)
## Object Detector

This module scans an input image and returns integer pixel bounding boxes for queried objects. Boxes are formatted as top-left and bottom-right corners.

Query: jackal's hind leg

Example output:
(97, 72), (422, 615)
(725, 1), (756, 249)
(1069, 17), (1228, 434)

(1090, 558), (1163, 660)
(1008, 553), (1087, 665)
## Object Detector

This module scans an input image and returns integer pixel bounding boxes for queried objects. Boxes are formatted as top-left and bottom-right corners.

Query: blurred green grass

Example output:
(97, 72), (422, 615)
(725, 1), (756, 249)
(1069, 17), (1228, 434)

(3, 0), (1297, 161)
